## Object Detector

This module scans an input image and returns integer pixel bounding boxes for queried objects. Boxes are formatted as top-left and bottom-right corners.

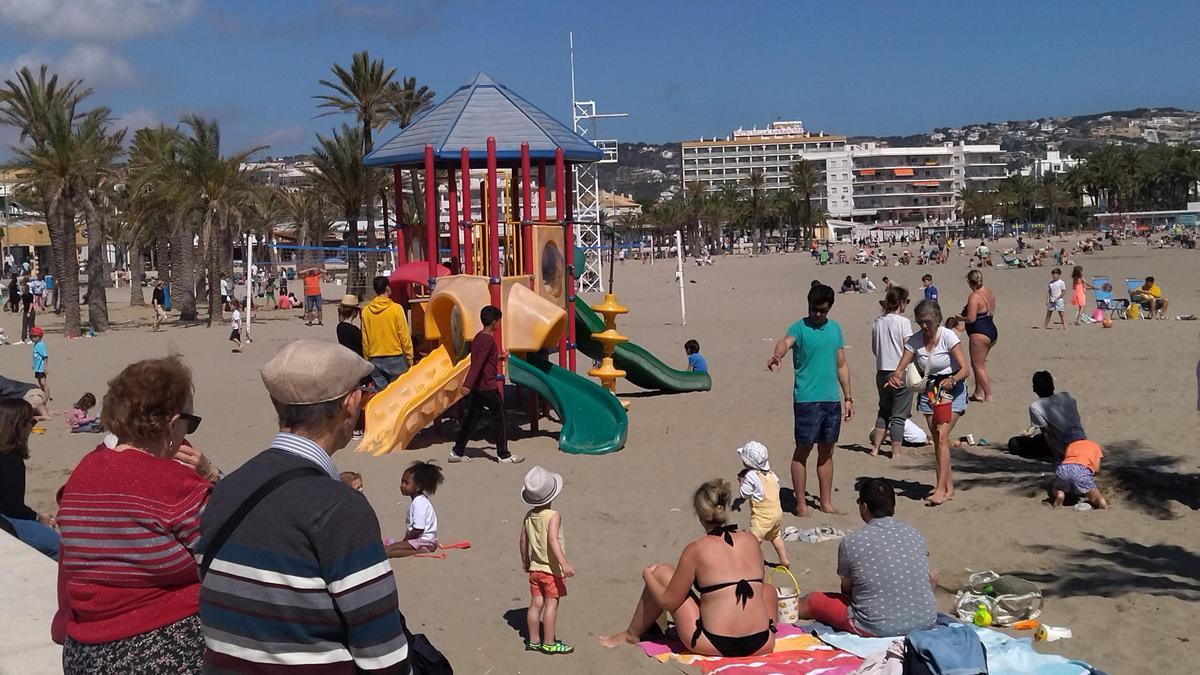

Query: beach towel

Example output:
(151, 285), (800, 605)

(639, 623), (863, 674)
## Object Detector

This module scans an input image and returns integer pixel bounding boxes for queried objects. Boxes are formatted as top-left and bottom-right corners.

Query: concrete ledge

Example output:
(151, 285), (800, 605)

(0, 530), (62, 674)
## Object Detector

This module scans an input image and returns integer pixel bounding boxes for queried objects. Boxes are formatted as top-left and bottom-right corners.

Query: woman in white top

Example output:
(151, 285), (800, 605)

(870, 287), (914, 458)
(888, 299), (969, 506)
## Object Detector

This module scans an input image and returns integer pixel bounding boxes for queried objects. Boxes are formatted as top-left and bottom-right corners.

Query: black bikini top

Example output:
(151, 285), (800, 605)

(695, 525), (763, 608)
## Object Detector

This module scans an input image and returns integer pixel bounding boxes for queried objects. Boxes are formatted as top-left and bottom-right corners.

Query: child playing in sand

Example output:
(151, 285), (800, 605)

(30, 327), (48, 400)
(385, 461), (444, 558)
(1051, 439), (1109, 510)
(520, 465), (575, 655)
(339, 471), (363, 492)
(736, 441), (790, 567)
(229, 299), (244, 352)
(685, 339), (708, 373)
(1043, 268), (1067, 330)
(1069, 266), (1095, 325)
(67, 393), (102, 433)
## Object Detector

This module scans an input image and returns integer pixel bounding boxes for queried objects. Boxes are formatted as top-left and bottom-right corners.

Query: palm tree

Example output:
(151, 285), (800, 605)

(166, 115), (264, 326)
(1039, 174), (1069, 235)
(743, 169), (767, 254)
(0, 65), (91, 336)
(317, 52), (403, 293)
(386, 76), (436, 243)
(788, 159), (821, 246)
(306, 124), (366, 288)
(72, 108), (125, 331)
(284, 187), (335, 268)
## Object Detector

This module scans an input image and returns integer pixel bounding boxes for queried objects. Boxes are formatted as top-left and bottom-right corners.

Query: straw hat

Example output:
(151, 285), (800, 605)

(339, 294), (360, 308)
(736, 440), (770, 471)
(521, 466), (564, 507)
(261, 339), (373, 405)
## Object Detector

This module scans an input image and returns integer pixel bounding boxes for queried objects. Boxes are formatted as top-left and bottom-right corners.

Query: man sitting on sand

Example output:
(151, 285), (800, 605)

(796, 478), (937, 637)
(1026, 371), (1085, 462)
(1131, 276), (1169, 319)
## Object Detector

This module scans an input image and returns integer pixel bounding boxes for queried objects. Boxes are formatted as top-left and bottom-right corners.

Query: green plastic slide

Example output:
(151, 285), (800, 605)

(573, 297), (712, 393)
(508, 354), (628, 455)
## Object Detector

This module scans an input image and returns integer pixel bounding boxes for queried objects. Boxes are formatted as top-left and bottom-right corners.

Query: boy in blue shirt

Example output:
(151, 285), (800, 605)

(921, 274), (938, 302)
(684, 339), (708, 373)
(30, 326), (49, 401)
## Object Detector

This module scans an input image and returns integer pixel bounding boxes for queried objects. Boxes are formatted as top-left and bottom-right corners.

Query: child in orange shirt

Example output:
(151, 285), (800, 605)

(1051, 439), (1108, 509)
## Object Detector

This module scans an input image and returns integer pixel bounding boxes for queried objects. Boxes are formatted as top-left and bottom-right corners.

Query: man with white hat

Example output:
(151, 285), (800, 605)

(198, 339), (410, 672)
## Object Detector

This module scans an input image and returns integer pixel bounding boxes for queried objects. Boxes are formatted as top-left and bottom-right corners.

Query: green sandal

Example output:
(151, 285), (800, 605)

(540, 640), (574, 654)
(525, 642), (542, 652)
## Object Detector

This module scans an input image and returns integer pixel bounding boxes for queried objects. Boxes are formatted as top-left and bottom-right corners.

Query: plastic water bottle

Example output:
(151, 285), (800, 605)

(972, 604), (992, 627)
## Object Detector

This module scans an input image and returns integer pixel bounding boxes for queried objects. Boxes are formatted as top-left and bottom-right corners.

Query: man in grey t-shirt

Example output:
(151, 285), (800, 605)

(1027, 371), (1086, 461)
(797, 478), (937, 637)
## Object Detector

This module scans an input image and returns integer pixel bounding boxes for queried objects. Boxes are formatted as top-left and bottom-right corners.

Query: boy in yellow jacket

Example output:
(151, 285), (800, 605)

(362, 275), (414, 391)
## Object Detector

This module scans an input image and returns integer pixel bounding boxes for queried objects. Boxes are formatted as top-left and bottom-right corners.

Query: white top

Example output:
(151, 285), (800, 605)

(739, 469), (777, 502)
(230, 309), (241, 331)
(873, 313), (914, 371)
(904, 326), (961, 377)
(220, 278), (229, 295)
(1048, 278), (1066, 301)
(406, 493), (438, 544)
(903, 419), (928, 444)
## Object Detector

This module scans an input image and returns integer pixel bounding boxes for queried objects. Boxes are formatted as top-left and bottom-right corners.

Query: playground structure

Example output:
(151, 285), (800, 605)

(355, 73), (707, 458)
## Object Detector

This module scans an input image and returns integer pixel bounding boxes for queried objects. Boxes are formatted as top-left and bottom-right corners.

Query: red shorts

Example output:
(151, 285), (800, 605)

(528, 571), (567, 599)
(805, 592), (869, 635)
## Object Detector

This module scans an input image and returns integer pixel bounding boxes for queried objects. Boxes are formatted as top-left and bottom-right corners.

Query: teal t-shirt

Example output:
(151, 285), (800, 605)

(786, 318), (844, 402)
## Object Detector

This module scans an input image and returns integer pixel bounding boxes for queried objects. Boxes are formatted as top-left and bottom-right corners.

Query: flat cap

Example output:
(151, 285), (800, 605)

(261, 339), (374, 405)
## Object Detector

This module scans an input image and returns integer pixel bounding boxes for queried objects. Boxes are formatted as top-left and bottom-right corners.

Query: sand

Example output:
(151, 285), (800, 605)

(3, 237), (1197, 675)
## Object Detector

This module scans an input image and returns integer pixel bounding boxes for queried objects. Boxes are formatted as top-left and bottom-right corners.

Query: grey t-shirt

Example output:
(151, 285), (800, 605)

(837, 517), (937, 637)
(1029, 392), (1085, 460)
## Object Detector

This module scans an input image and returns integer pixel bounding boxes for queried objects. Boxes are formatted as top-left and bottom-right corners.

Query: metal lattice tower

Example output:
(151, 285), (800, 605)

(570, 33), (625, 293)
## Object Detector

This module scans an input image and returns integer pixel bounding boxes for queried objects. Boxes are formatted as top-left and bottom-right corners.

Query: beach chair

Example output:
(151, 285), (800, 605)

(1125, 278), (1154, 319)
(1092, 276), (1125, 320)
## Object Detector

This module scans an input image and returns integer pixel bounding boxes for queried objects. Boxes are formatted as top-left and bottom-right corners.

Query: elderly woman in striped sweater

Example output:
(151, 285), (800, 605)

(54, 356), (220, 674)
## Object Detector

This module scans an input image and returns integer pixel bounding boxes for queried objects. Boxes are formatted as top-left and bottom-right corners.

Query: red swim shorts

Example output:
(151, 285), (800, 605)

(805, 592), (868, 635)
(528, 571), (567, 599)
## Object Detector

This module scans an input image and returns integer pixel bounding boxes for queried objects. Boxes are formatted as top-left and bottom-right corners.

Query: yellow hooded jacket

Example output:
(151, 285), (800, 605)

(361, 295), (414, 361)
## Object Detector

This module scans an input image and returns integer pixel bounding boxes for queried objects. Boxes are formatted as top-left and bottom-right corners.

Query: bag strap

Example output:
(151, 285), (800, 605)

(200, 465), (324, 578)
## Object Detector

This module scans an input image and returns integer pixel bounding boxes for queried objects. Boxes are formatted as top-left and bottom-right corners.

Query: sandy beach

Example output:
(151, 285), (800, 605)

(3, 237), (1197, 674)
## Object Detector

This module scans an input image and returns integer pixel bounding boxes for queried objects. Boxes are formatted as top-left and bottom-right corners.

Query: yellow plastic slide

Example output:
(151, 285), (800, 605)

(357, 345), (470, 457)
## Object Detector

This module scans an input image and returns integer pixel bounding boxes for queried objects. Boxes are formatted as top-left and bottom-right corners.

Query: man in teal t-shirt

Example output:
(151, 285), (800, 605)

(768, 283), (853, 516)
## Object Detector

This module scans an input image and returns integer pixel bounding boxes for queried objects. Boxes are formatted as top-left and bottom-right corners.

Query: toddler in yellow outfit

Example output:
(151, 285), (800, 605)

(736, 441), (790, 567)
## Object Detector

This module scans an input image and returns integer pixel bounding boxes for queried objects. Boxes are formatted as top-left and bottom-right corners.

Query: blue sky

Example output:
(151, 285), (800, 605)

(1, 0), (1198, 158)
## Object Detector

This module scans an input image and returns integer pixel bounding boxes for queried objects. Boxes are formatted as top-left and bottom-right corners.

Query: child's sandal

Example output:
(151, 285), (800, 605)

(524, 642), (542, 652)
(540, 640), (574, 655)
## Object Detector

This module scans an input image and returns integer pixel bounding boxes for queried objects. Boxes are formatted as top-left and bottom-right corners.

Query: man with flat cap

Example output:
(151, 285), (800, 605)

(198, 339), (410, 673)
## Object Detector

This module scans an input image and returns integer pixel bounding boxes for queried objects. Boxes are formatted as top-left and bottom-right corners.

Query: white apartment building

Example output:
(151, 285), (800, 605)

(1021, 150), (1082, 181)
(681, 121), (1006, 223)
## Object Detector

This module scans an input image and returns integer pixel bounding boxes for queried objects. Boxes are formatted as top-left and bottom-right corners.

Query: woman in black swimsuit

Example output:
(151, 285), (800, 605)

(961, 270), (998, 402)
(600, 479), (778, 657)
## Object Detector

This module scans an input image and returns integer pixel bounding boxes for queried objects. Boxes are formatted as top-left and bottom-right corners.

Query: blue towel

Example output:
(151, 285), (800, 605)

(904, 624), (988, 675)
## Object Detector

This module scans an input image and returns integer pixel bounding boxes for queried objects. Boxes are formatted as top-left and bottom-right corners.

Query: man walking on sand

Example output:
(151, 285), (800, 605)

(768, 283), (853, 516)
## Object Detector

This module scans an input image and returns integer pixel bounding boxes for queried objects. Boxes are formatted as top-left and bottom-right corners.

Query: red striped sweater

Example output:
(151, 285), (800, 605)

(55, 444), (212, 644)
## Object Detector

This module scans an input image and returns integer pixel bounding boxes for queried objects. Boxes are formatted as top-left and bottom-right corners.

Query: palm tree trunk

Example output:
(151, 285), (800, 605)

(155, 233), (171, 289)
(129, 247), (146, 306)
(76, 181), (110, 332)
(174, 219), (198, 321)
(54, 195), (84, 337)
(202, 208), (219, 326)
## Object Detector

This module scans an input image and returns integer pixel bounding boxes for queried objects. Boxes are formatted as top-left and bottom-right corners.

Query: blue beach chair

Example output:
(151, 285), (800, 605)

(1125, 278), (1154, 319)
(1092, 276), (1124, 320)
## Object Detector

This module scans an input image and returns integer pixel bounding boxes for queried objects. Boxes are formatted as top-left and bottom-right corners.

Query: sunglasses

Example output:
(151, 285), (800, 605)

(179, 412), (202, 434)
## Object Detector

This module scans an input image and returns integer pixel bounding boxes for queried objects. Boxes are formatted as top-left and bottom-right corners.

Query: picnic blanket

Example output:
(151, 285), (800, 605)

(638, 623), (863, 674)
(810, 622), (1103, 675)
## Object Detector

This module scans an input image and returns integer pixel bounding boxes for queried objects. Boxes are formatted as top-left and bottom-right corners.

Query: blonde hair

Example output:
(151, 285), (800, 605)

(693, 478), (732, 528)
(966, 270), (983, 288)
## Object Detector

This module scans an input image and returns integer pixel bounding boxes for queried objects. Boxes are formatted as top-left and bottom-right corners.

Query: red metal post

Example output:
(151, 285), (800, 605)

(487, 137), (504, 389)
(537, 162), (547, 223)
(447, 166), (459, 272)
(520, 143), (533, 288)
(556, 149), (572, 370)
(460, 148), (473, 275)
(424, 145), (437, 287)
(392, 167), (407, 263)
(564, 160), (577, 373)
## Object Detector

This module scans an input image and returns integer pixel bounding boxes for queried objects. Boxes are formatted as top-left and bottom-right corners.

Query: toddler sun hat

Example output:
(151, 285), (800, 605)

(736, 441), (770, 471)
(521, 465), (564, 507)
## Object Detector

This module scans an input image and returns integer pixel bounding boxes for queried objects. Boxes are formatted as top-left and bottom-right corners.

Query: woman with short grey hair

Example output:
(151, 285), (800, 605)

(888, 300), (969, 506)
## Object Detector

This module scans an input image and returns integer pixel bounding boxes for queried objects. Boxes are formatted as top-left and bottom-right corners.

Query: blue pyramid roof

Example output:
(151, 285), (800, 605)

(364, 72), (603, 167)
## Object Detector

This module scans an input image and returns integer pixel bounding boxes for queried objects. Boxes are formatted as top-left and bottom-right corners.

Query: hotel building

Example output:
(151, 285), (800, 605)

(681, 121), (1007, 223)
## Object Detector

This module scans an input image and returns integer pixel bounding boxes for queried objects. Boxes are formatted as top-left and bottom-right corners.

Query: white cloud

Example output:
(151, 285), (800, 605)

(0, 0), (201, 42)
(0, 44), (139, 89)
(115, 107), (159, 132)
(254, 125), (306, 150)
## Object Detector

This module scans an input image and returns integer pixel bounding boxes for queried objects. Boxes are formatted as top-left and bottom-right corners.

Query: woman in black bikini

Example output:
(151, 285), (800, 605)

(961, 270), (997, 402)
(600, 479), (778, 657)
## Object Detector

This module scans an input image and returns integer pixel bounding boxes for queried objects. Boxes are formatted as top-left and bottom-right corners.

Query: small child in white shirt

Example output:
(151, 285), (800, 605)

(229, 299), (244, 352)
(386, 461), (443, 558)
(736, 441), (790, 567)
